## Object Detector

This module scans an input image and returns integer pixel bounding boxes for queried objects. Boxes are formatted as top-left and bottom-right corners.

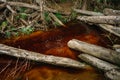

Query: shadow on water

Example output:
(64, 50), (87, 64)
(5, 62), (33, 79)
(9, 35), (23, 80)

(0, 22), (117, 80)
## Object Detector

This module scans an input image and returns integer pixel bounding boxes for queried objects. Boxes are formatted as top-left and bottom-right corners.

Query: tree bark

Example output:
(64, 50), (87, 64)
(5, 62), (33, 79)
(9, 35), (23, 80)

(79, 54), (120, 80)
(113, 44), (120, 52)
(103, 8), (120, 16)
(98, 24), (120, 37)
(0, 44), (85, 69)
(67, 39), (120, 66)
(74, 9), (104, 16)
(73, 9), (120, 37)
(77, 16), (120, 25)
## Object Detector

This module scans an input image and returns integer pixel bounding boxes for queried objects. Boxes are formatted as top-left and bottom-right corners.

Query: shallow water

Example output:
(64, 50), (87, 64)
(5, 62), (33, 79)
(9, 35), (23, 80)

(0, 23), (112, 80)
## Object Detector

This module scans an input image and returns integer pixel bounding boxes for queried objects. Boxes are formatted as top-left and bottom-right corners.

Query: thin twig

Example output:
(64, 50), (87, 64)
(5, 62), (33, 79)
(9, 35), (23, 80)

(0, 60), (12, 74)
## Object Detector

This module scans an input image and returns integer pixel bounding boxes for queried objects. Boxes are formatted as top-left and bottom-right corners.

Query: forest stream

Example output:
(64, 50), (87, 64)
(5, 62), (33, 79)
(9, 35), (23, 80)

(0, 22), (119, 80)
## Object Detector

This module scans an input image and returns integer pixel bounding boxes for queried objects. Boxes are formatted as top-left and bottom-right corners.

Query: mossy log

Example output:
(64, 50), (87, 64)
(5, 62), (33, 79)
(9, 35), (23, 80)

(67, 39), (120, 66)
(0, 44), (85, 69)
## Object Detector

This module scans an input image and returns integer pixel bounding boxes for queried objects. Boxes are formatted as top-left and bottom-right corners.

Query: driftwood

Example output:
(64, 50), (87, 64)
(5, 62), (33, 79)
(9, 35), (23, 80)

(77, 16), (120, 25)
(74, 9), (104, 16)
(103, 8), (120, 16)
(0, 44), (85, 69)
(79, 54), (120, 80)
(67, 39), (120, 66)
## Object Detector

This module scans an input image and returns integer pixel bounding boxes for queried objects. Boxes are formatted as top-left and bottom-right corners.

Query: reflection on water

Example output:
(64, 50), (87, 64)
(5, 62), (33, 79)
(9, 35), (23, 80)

(0, 23), (109, 80)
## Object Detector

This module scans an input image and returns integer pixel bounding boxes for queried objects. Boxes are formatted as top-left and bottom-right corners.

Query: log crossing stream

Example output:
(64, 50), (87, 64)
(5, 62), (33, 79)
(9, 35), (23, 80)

(0, 22), (117, 80)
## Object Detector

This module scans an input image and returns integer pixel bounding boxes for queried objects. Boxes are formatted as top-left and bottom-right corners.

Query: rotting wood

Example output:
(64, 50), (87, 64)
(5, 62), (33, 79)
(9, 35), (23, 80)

(0, 44), (85, 69)
(67, 39), (120, 66)
(79, 54), (120, 80)
(77, 16), (120, 25)
(103, 8), (120, 16)
(74, 9), (104, 16)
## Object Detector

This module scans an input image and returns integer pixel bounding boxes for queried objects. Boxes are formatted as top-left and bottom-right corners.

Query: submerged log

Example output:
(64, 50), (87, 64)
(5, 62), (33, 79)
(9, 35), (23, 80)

(0, 44), (85, 69)
(79, 54), (120, 80)
(103, 8), (120, 16)
(77, 16), (120, 25)
(74, 9), (104, 16)
(67, 39), (120, 66)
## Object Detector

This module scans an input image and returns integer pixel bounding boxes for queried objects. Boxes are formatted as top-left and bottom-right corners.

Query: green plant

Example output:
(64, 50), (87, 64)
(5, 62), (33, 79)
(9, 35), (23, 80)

(16, 13), (28, 20)
(55, 12), (68, 23)
(19, 7), (27, 13)
(0, 21), (8, 30)
(5, 31), (11, 38)
(20, 26), (34, 35)
(19, 13), (28, 19)
(44, 12), (51, 23)
(69, 11), (77, 20)
(1, 21), (8, 27)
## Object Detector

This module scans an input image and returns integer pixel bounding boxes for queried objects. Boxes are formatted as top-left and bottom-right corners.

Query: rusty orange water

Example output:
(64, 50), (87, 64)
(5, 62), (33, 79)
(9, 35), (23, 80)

(0, 23), (111, 80)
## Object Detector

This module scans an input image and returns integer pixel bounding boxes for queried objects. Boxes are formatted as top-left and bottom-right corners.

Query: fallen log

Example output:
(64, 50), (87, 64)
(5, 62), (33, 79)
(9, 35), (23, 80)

(77, 16), (120, 25)
(95, 14), (120, 38)
(79, 54), (120, 80)
(67, 39), (120, 66)
(98, 24), (120, 37)
(105, 69), (120, 80)
(73, 9), (120, 37)
(0, 44), (85, 69)
(103, 8), (120, 16)
(113, 44), (120, 52)
(74, 9), (104, 16)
